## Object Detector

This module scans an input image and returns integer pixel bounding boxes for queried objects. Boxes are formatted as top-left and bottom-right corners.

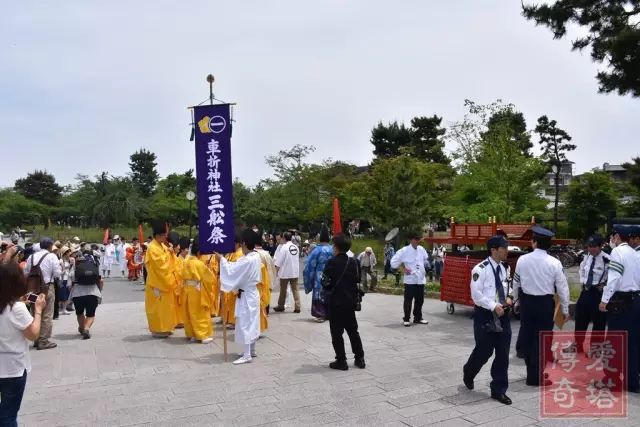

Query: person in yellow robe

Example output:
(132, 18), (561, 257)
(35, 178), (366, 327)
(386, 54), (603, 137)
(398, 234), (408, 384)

(182, 243), (215, 343)
(222, 234), (243, 328)
(256, 237), (275, 332)
(144, 220), (177, 337)
(167, 232), (185, 328)
(199, 254), (221, 317)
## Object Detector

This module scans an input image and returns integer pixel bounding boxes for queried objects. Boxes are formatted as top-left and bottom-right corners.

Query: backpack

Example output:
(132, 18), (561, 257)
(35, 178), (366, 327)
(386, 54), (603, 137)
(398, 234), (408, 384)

(75, 254), (100, 285)
(27, 252), (53, 294)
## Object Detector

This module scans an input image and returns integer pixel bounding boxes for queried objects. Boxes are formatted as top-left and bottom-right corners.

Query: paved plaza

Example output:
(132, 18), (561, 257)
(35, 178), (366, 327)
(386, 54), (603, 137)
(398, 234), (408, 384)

(20, 277), (640, 427)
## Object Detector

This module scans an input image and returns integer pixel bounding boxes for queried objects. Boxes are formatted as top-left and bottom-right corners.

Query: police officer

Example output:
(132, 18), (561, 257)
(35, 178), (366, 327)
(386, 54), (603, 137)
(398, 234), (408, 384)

(463, 235), (513, 405)
(599, 225), (640, 392)
(512, 226), (570, 386)
(567, 234), (609, 354)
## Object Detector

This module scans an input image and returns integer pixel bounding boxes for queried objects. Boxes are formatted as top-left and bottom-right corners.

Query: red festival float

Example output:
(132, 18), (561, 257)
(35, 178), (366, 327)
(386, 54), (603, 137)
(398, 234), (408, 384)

(423, 218), (572, 315)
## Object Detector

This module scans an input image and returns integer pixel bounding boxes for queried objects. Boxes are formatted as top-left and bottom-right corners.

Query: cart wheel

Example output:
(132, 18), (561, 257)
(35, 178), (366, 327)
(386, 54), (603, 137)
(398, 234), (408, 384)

(447, 303), (455, 315)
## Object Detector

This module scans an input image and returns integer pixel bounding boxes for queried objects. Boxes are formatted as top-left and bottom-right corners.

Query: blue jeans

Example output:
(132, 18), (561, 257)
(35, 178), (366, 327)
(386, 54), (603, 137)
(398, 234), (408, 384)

(0, 370), (27, 427)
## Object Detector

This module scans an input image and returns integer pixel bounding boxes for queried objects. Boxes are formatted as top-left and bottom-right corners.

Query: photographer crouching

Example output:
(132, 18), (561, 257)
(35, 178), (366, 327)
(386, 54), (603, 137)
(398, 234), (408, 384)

(462, 235), (513, 405)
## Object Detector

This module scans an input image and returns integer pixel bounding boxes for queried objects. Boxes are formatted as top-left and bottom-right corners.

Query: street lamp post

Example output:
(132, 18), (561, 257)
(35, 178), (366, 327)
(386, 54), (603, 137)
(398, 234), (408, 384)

(551, 164), (559, 233)
(186, 191), (196, 239)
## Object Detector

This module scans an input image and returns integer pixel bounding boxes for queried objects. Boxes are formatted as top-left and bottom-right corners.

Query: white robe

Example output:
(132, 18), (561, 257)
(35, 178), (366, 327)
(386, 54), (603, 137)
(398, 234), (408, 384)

(103, 244), (116, 268)
(219, 251), (261, 345)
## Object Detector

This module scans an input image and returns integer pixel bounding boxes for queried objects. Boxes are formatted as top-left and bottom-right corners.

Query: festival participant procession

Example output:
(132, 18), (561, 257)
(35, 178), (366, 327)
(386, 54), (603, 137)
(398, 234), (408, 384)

(4, 2), (640, 422)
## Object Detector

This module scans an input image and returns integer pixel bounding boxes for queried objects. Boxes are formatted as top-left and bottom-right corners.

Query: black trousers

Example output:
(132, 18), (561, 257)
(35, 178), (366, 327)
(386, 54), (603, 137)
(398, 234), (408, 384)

(329, 306), (364, 361)
(574, 287), (607, 352)
(463, 306), (511, 396)
(519, 293), (555, 385)
(604, 295), (640, 392)
(403, 284), (424, 322)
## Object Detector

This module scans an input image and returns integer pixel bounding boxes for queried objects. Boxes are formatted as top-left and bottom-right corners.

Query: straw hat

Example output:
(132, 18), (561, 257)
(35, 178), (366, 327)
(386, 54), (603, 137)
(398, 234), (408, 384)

(60, 245), (72, 257)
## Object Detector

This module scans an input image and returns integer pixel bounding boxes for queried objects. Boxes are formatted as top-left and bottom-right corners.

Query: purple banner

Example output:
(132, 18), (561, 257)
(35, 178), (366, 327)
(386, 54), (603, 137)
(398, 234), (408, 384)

(194, 104), (235, 254)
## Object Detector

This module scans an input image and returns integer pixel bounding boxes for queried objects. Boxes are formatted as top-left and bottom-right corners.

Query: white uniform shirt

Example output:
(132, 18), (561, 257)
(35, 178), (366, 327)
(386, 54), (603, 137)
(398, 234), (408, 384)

(24, 251), (62, 284)
(578, 251), (610, 286)
(432, 246), (446, 260)
(601, 243), (640, 303)
(390, 244), (429, 285)
(470, 258), (510, 311)
(513, 249), (570, 315)
(274, 241), (300, 279)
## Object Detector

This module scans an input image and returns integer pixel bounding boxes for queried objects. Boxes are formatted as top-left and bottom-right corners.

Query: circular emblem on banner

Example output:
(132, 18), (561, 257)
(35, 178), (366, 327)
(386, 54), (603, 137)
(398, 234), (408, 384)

(209, 116), (227, 134)
(289, 245), (299, 256)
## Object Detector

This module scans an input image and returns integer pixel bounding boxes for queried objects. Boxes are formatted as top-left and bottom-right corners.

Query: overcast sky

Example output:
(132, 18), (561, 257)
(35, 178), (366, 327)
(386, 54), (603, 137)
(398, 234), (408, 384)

(2, 1), (639, 189)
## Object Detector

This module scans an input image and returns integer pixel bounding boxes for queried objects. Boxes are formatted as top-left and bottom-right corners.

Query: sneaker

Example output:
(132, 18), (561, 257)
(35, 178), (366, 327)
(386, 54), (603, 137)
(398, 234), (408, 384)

(293, 309), (301, 313)
(403, 321), (411, 327)
(232, 356), (252, 365)
(314, 318), (326, 323)
(354, 358), (366, 369)
(414, 319), (429, 325)
(273, 307), (285, 312)
(237, 351), (258, 357)
(81, 330), (91, 340)
(200, 338), (214, 344)
(37, 341), (57, 350)
(329, 360), (349, 371)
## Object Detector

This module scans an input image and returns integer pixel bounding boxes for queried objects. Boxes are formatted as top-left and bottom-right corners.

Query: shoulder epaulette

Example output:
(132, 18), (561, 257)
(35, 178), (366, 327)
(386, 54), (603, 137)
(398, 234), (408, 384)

(479, 260), (490, 268)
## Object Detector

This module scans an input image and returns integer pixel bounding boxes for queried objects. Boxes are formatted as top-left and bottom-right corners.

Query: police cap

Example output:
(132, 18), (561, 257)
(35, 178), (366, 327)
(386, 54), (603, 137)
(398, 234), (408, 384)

(587, 234), (603, 247)
(531, 225), (555, 238)
(487, 235), (508, 249)
(612, 224), (631, 238)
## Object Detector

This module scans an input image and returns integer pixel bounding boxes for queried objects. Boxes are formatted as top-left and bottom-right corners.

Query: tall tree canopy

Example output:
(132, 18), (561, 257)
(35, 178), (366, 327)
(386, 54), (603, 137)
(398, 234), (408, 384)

(485, 109), (533, 157)
(566, 171), (618, 239)
(523, 0), (640, 97)
(371, 115), (449, 163)
(14, 170), (63, 206)
(129, 148), (159, 197)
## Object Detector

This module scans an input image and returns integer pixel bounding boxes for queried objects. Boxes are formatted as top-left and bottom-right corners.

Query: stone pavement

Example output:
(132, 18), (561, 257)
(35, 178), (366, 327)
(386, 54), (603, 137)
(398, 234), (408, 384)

(20, 277), (640, 427)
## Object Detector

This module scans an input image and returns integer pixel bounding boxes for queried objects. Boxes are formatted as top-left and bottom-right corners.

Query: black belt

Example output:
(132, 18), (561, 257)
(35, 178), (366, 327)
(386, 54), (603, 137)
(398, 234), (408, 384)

(237, 289), (244, 299)
(521, 292), (553, 298)
(614, 290), (640, 295)
(582, 284), (604, 292)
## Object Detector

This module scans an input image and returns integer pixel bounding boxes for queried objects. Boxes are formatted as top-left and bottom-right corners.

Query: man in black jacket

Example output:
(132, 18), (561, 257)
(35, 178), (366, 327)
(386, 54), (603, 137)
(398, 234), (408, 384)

(322, 234), (365, 371)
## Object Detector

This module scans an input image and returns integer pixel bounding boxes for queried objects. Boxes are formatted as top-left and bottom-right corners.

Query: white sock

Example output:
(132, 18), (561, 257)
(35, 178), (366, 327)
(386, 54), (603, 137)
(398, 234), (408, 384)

(244, 344), (252, 358)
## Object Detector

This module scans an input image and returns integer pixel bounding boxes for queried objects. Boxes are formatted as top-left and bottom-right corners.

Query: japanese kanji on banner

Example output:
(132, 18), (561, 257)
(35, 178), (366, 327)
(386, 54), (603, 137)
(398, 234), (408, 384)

(540, 331), (627, 418)
(193, 104), (235, 254)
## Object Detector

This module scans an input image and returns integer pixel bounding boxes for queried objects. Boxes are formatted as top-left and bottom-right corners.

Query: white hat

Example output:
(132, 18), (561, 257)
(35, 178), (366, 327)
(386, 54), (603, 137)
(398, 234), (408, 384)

(365, 247), (372, 252)
(114, 235), (120, 240)
(72, 236), (80, 241)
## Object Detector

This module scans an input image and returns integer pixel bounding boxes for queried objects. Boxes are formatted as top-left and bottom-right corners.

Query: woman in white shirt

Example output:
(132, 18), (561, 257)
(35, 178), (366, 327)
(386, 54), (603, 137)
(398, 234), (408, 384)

(58, 247), (75, 315)
(0, 262), (45, 427)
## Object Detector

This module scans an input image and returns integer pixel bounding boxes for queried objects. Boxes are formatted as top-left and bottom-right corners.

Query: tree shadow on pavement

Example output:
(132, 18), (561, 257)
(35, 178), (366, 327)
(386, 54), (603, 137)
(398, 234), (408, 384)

(122, 334), (161, 343)
(53, 333), (82, 341)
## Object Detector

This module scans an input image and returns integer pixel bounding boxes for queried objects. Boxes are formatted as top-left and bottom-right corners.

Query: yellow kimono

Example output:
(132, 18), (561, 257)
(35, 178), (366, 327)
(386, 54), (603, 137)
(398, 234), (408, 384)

(200, 254), (220, 317)
(144, 240), (177, 333)
(170, 253), (184, 327)
(181, 256), (215, 340)
(257, 263), (270, 332)
(222, 248), (243, 325)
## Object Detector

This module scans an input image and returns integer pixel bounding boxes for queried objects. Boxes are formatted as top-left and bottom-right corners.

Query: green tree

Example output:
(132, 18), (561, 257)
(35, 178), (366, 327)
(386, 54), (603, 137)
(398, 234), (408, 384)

(622, 156), (640, 213)
(485, 109), (533, 157)
(447, 100), (547, 222)
(14, 170), (63, 206)
(566, 171), (618, 239)
(534, 115), (576, 232)
(129, 149), (159, 197)
(0, 190), (49, 228)
(148, 170), (197, 227)
(623, 157), (640, 189)
(523, 0), (640, 97)
(92, 175), (145, 227)
(365, 154), (454, 236)
(370, 116), (449, 163)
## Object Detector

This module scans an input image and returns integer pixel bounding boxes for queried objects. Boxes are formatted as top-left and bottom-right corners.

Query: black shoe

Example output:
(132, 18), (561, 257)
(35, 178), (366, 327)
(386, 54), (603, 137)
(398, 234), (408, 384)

(516, 351), (525, 359)
(491, 394), (512, 405)
(463, 375), (474, 390)
(293, 309), (301, 313)
(81, 330), (91, 340)
(354, 358), (366, 369)
(273, 307), (285, 312)
(329, 360), (348, 371)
